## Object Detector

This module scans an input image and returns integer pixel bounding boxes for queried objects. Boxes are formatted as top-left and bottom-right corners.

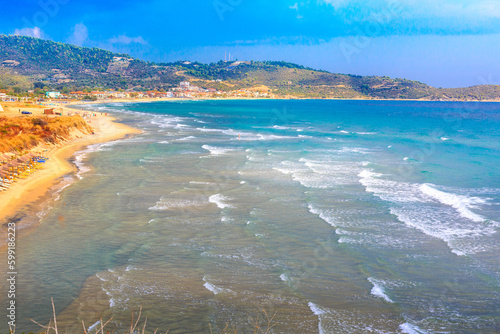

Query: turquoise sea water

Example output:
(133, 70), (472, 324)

(2, 100), (499, 333)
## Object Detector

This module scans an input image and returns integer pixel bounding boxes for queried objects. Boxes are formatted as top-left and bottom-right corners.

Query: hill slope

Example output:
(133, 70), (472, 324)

(1, 35), (500, 100)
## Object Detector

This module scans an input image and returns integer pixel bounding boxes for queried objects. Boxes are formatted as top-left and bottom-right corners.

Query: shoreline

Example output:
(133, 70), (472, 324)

(0, 95), (494, 245)
(0, 108), (142, 248)
(64, 96), (500, 106)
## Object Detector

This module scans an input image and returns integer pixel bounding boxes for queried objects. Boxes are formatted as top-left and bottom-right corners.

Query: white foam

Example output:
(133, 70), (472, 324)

(221, 216), (232, 222)
(308, 301), (326, 316)
(339, 130), (350, 134)
(339, 147), (371, 154)
(273, 159), (351, 189)
(149, 196), (208, 211)
(196, 127), (226, 133)
(308, 204), (337, 228)
(308, 302), (327, 334)
(209, 194), (234, 209)
(440, 137), (449, 141)
(420, 184), (486, 223)
(359, 170), (426, 203)
(150, 116), (190, 129)
(175, 136), (197, 142)
(175, 123), (190, 129)
(96, 273), (109, 282)
(390, 208), (473, 256)
(202, 276), (233, 295)
(88, 320), (101, 332)
(272, 125), (292, 130)
(189, 181), (215, 185)
(368, 277), (393, 303)
(199, 127), (301, 141)
(74, 150), (92, 179)
(202, 145), (234, 156)
(359, 169), (500, 255)
(257, 134), (297, 140)
(400, 322), (429, 334)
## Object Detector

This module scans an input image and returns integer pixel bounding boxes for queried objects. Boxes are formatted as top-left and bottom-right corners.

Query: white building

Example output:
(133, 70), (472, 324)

(46, 91), (61, 98)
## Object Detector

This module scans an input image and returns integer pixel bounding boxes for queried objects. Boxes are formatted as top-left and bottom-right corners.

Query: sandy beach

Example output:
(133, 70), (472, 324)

(0, 104), (141, 246)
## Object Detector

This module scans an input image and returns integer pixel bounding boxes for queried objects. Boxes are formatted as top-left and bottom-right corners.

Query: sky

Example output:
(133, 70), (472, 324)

(1, 0), (500, 88)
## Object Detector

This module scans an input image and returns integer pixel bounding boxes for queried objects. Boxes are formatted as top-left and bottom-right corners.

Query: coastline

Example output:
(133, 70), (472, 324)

(64, 96), (500, 105)
(0, 95), (495, 245)
(0, 108), (141, 248)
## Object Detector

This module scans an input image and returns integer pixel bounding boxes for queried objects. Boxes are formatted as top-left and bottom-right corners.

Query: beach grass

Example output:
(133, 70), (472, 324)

(7, 299), (277, 334)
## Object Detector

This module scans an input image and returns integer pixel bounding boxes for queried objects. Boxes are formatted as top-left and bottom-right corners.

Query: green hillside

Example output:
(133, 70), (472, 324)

(1, 34), (500, 100)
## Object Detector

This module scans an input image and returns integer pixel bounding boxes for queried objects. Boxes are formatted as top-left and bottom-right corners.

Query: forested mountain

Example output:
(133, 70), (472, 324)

(1, 34), (500, 100)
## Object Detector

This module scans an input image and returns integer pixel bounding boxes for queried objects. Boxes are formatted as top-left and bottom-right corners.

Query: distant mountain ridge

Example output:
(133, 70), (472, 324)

(1, 34), (500, 101)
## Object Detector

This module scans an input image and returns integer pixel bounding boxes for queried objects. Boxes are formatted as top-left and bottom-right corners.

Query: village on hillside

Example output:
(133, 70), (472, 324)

(0, 80), (275, 106)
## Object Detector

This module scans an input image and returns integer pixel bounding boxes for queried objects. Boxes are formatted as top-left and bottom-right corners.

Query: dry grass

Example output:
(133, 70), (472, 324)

(8, 300), (277, 334)
(0, 115), (93, 153)
(210, 309), (277, 334)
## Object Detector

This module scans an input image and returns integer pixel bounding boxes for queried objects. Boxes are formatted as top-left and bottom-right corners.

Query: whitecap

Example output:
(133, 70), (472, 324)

(420, 184), (487, 223)
(202, 276), (233, 295)
(308, 204), (337, 228)
(209, 194), (234, 209)
(400, 322), (429, 334)
(175, 136), (197, 142)
(308, 302), (327, 334)
(367, 277), (393, 303)
(202, 145), (234, 156)
(149, 196), (208, 211)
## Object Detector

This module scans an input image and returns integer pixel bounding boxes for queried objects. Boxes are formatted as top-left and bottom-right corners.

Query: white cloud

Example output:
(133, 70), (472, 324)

(13, 27), (43, 38)
(321, 0), (500, 18)
(67, 23), (88, 46)
(108, 35), (147, 45)
(320, 0), (351, 9)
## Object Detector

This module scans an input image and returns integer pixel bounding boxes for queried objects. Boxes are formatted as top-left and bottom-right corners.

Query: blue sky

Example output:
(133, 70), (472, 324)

(1, 0), (500, 87)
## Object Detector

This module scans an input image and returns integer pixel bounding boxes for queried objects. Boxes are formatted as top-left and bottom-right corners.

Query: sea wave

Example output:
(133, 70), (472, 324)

(359, 169), (498, 255)
(420, 183), (487, 223)
(367, 277), (393, 303)
(202, 276), (234, 295)
(209, 194), (234, 209)
(308, 302), (327, 334)
(202, 145), (234, 156)
(400, 322), (429, 334)
(149, 196), (208, 211)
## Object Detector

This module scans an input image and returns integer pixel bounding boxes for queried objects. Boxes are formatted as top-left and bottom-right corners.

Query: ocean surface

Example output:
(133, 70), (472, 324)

(2, 100), (499, 333)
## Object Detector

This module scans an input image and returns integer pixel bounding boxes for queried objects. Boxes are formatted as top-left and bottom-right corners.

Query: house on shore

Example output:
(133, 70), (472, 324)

(46, 91), (61, 99)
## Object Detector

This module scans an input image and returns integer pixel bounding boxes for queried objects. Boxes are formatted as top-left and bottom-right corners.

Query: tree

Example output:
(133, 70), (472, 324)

(13, 86), (21, 94)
